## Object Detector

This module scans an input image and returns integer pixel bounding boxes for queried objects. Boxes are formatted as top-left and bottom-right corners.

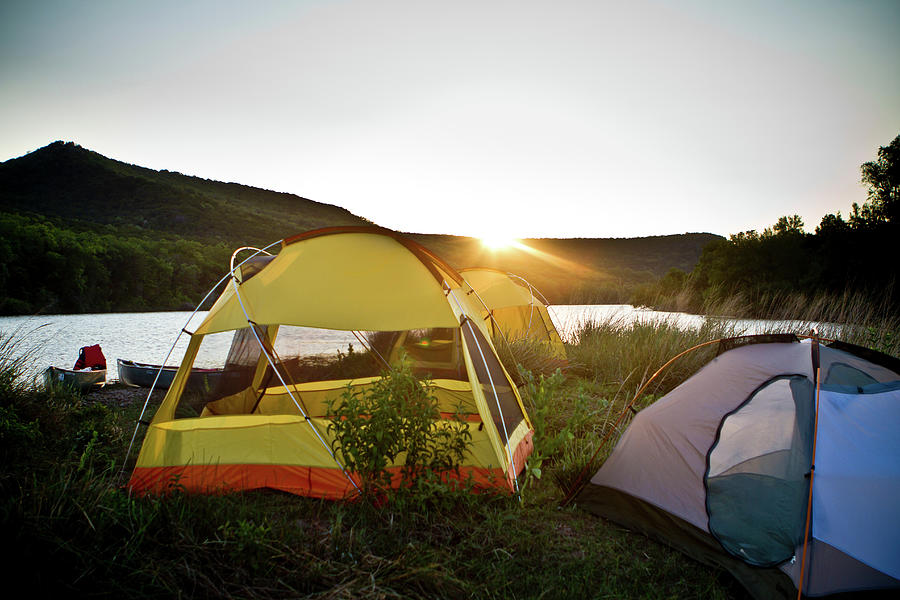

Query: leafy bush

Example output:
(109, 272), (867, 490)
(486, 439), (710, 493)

(325, 357), (472, 499)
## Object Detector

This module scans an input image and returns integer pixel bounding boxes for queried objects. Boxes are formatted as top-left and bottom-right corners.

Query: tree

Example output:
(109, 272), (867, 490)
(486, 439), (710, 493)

(677, 135), (900, 315)
(816, 212), (848, 235)
(773, 214), (804, 236)
(859, 133), (899, 223)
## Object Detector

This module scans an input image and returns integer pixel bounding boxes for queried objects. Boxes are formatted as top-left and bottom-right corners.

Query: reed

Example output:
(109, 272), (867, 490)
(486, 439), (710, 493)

(3, 313), (834, 599)
(746, 289), (900, 355)
(648, 284), (900, 357)
(0, 325), (45, 393)
(494, 336), (569, 383)
(566, 312), (743, 398)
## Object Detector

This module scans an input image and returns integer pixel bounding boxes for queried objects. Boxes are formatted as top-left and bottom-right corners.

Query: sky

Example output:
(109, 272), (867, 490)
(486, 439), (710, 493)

(1, 0), (898, 240)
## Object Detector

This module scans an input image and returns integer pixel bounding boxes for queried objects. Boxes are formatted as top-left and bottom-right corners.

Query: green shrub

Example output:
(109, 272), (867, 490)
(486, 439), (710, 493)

(325, 356), (472, 499)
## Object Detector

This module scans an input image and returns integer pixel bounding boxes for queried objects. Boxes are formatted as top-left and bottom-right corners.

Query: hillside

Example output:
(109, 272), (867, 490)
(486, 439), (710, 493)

(0, 141), (721, 312)
(407, 233), (721, 303)
(0, 141), (371, 247)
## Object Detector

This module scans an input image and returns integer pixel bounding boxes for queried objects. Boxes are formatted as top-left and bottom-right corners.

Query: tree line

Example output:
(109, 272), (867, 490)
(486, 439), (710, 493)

(636, 133), (900, 314)
(3, 135), (896, 316)
(0, 212), (231, 315)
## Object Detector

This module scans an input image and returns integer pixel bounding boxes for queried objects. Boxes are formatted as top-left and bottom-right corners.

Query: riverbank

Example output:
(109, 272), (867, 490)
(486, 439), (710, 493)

(86, 382), (165, 408)
(0, 303), (844, 383)
(2, 315), (757, 599)
(7, 298), (898, 598)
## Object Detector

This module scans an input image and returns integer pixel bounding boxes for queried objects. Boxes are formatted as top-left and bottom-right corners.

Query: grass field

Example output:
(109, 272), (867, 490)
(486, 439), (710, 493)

(2, 295), (895, 598)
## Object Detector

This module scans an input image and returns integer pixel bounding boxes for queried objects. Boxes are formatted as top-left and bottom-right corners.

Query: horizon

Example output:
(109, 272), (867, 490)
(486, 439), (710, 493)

(2, 1), (898, 240)
(5, 138), (728, 242)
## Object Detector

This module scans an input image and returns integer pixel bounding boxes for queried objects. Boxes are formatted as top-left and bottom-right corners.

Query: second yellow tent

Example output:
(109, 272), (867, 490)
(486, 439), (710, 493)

(460, 267), (567, 361)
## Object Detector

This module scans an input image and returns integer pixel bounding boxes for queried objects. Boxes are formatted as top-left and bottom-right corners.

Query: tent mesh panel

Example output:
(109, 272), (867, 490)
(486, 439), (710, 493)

(172, 327), (269, 419)
(716, 334), (799, 356)
(824, 362), (878, 388)
(172, 326), (471, 419)
(461, 318), (524, 442)
(826, 340), (900, 375)
(706, 375), (814, 567)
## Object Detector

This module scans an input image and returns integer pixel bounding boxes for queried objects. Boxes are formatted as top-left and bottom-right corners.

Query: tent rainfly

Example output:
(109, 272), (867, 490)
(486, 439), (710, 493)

(128, 227), (534, 499)
(576, 335), (900, 599)
(459, 267), (567, 361)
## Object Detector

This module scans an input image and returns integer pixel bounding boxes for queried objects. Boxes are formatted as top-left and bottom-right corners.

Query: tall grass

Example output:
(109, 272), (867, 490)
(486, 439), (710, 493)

(494, 336), (568, 382)
(0, 325), (45, 393)
(566, 313), (743, 397)
(635, 282), (900, 361)
(0, 315), (790, 599)
(5, 287), (895, 597)
(636, 279), (900, 359)
(745, 289), (900, 356)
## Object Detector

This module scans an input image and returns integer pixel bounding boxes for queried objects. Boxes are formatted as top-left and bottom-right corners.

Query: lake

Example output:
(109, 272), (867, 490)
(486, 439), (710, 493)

(0, 305), (814, 380)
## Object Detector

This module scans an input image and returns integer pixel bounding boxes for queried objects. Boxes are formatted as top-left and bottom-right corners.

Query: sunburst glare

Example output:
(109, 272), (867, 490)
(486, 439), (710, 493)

(479, 235), (520, 251)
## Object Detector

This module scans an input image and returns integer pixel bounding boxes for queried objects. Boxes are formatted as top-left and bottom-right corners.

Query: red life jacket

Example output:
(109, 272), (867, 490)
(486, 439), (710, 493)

(74, 344), (106, 371)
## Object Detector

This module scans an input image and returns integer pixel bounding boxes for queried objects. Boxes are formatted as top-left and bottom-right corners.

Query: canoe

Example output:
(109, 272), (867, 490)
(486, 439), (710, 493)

(116, 358), (224, 392)
(43, 366), (106, 392)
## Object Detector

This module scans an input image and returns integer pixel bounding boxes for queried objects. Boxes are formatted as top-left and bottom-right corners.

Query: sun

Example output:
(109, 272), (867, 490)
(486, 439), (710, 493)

(479, 234), (521, 251)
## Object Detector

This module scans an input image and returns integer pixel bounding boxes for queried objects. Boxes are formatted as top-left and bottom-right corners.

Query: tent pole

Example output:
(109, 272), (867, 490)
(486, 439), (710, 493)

(120, 241), (281, 482)
(797, 354), (823, 598)
(462, 317), (520, 496)
(229, 246), (272, 274)
(559, 336), (725, 507)
(350, 330), (392, 371)
(447, 285), (521, 495)
(508, 272), (563, 342)
(229, 273), (361, 495)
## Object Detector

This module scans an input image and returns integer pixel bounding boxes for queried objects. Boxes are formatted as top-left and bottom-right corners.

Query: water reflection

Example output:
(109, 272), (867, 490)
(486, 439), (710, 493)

(0, 305), (829, 380)
(0, 311), (359, 379)
(550, 304), (830, 343)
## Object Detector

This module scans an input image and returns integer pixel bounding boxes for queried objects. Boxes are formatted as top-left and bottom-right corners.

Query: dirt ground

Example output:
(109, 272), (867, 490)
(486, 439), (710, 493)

(87, 383), (165, 408)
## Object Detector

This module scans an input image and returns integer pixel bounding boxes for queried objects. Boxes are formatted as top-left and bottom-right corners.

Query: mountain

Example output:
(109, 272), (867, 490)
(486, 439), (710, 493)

(407, 232), (722, 302)
(0, 141), (370, 246)
(0, 141), (721, 313)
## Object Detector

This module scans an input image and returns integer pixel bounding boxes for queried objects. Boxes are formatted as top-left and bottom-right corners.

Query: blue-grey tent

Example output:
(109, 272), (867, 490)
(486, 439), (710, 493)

(577, 335), (900, 598)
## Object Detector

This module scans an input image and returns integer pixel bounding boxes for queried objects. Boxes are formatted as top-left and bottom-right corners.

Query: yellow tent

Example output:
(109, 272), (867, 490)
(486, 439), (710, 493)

(460, 267), (567, 361)
(128, 228), (533, 499)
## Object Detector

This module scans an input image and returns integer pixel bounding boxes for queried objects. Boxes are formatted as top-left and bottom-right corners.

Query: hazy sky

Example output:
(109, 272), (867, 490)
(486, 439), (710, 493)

(2, 0), (898, 240)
